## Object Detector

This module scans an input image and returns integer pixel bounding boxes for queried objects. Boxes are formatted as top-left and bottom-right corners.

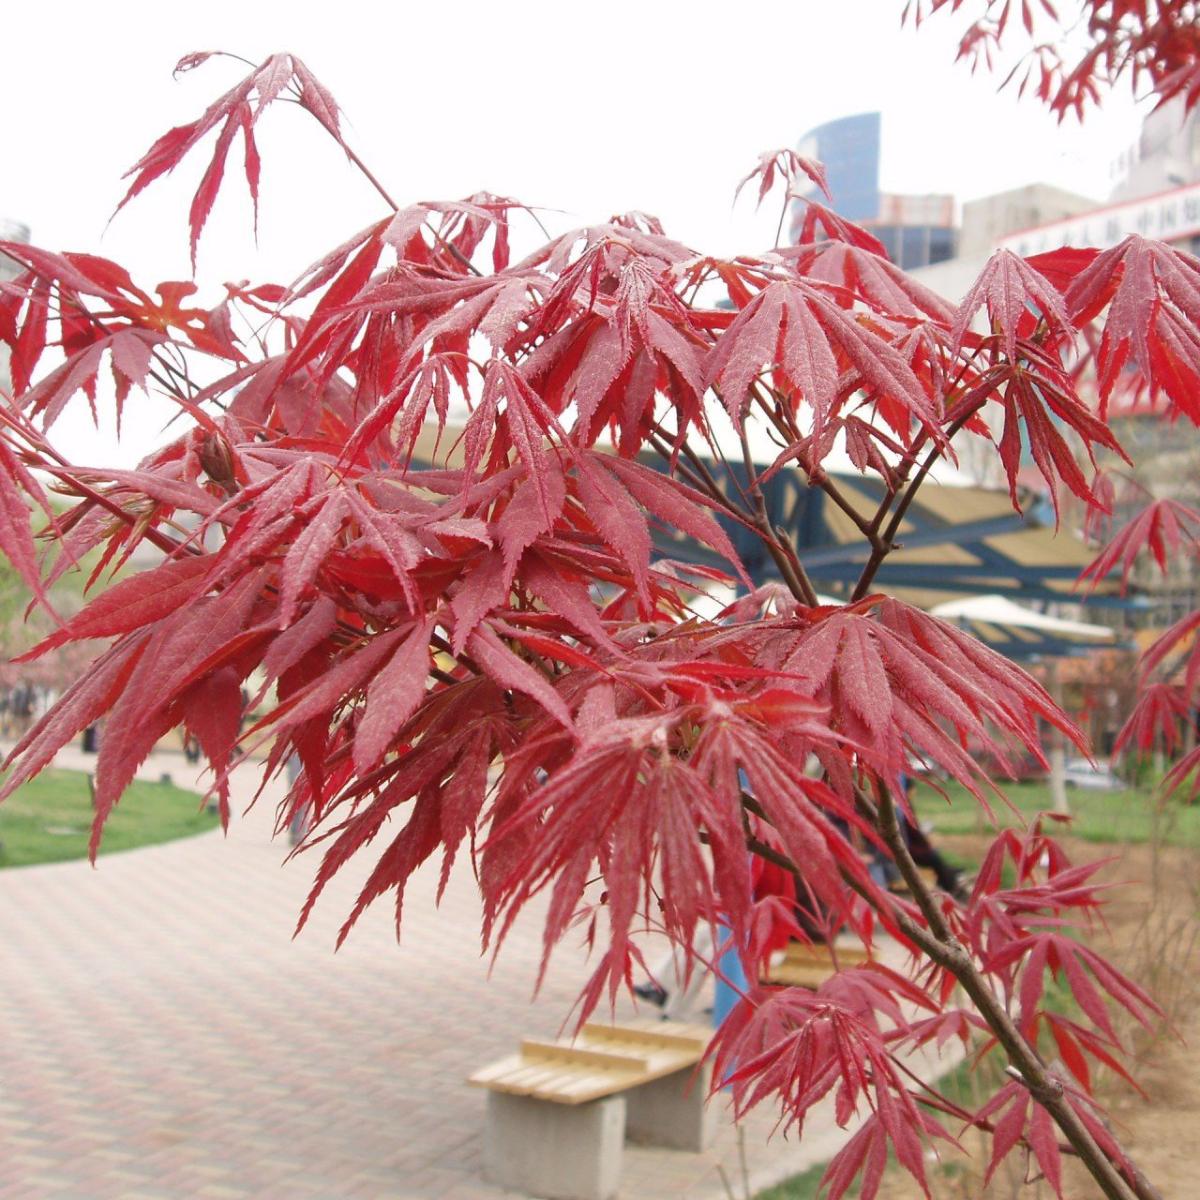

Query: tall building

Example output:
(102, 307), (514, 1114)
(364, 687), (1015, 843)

(789, 112), (957, 270)
(0, 220), (31, 397)
(791, 112), (882, 223)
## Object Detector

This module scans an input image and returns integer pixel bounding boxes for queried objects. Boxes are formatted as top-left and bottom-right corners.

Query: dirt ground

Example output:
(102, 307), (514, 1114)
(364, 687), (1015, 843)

(875, 836), (1199, 1200)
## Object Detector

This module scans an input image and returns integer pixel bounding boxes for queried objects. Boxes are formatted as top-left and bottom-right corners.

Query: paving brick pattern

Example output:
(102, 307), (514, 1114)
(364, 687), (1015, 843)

(0, 746), (958, 1199)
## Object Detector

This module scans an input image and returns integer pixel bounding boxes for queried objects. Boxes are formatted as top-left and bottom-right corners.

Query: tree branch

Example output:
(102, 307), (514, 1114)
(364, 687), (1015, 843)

(868, 784), (1151, 1200)
(737, 422), (819, 605)
(850, 394), (990, 601)
(738, 773), (1153, 1200)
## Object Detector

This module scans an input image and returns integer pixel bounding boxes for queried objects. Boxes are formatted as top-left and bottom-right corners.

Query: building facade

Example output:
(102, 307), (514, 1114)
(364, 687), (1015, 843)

(906, 107), (1200, 625)
(959, 183), (1097, 259)
(866, 192), (956, 271)
(1110, 97), (1200, 203)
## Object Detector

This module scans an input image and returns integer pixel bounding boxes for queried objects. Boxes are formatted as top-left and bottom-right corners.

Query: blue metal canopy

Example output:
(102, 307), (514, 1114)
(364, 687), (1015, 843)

(645, 460), (1120, 609)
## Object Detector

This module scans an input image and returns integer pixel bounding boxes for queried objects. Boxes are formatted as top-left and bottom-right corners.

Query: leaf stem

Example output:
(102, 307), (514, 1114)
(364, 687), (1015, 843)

(746, 384), (882, 548)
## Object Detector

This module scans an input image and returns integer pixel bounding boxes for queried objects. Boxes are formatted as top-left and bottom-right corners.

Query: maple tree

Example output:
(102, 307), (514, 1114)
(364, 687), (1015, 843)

(1, 25), (1197, 1200)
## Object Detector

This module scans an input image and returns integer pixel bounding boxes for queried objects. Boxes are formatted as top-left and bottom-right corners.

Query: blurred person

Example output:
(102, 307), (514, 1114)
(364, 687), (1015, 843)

(898, 775), (968, 900)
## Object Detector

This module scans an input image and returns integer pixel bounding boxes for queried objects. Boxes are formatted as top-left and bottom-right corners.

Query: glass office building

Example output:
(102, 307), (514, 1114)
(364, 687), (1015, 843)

(790, 113), (956, 269)
(866, 192), (957, 270)
(791, 112), (881, 224)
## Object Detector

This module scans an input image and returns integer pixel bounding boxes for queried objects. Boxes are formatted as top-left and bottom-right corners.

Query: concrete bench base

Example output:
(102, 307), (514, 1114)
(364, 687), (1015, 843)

(625, 1059), (715, 1152)
(485, 1090), (625, 1200)
(482, 1061), (715, 1200)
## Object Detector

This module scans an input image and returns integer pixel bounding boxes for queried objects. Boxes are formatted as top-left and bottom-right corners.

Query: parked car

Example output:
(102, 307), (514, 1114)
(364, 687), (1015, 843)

(1063, 758), (1124, 790)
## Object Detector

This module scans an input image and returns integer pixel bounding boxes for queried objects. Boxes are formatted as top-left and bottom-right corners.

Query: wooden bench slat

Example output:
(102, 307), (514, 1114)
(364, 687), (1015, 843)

(519, 1038), (650, 1072)
(781, 942), (871, 968)
(761, 940), (875, 987)
(888, 867), (939, 894)
(510, 1065), (594, 1096)
(468, 1054), (529, 1089)
(764, 964), (838, 989)
(530, 1070), (644, 1104)
(474, 1060), (567, 1095)
(471, 1056), (608, 1097)
(605, 1017), (712, 1040)
(581, 1042), (699, 1075)
(470, 1020), (712, 1105)
(579, 1023), (708, 1054)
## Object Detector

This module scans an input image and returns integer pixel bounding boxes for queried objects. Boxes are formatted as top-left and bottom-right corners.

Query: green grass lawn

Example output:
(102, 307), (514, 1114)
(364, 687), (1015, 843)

(0, 768), (219, 868)
(917, 778), (1200, 848)
(755, 1161), (827, 1200)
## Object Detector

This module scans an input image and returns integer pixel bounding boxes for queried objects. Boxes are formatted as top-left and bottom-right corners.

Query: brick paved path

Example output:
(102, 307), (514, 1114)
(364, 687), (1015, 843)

(0, 746), (958, 1199)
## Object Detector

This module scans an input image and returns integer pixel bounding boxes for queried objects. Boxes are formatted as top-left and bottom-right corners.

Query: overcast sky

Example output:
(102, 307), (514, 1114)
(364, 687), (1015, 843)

(4, 0), (1148, 463)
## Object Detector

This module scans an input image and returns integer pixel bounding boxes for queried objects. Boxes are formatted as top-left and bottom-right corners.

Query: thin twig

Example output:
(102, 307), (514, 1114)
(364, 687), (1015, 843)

(849, 395), (990, 601)
(739, 773), (1153, 1200)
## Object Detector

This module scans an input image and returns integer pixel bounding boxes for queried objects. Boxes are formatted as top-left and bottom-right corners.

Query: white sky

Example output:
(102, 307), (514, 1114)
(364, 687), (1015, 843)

(3, 0), (1149, 465)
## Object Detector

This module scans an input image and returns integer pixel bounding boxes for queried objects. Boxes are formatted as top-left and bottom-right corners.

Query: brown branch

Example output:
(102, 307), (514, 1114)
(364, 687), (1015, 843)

(818, 471), (886, 545)
(868, 785), (1150, 1200)
(747, 384), (885, 541)
(736, 422), (819, 606)
(849, 394), (990, 602)
(38, 466), (191, 560)
(739, 771), (1154, 1200)
(645, 430), (746, 521)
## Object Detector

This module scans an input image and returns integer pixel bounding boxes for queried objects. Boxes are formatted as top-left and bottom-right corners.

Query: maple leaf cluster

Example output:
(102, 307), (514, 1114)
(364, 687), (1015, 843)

(908, 0), (1200, 119)
(0, 39), (1191, 1200)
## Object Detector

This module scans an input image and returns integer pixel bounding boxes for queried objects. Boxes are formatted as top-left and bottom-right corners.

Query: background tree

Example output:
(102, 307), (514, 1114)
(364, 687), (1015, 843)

(1, 16), (1196, 1198)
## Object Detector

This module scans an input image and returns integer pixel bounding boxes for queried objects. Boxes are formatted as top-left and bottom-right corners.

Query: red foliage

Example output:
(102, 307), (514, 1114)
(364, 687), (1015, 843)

(0, 37), (1192, 1200)
(909, 0), (1200, 119)
(1082, 497), (1200, 589)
